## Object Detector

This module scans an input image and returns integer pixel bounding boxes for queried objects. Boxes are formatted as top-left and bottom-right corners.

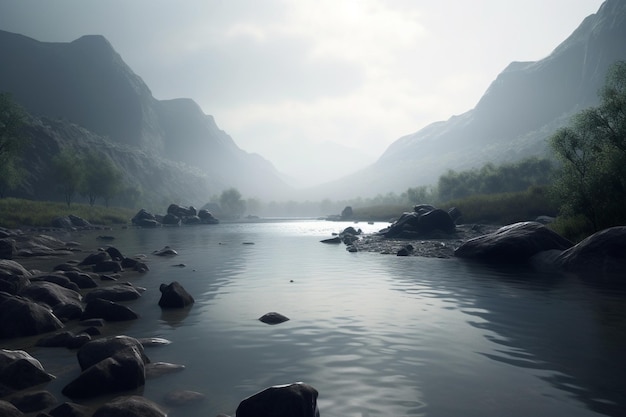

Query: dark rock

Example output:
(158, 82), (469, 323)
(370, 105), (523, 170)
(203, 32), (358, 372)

(556, 226), (626, 276)
(0, 292), (64, 338)
(0, 400), (23, 417)
(78, 252), (110, 266)
(67, 333), (92, 349)
(320, 237), (342, 244)
(7, 390), (56, 413)
(340, 206), (353, 219)
(397, 244), (414, 256)
(51, 216), (73, 230)
(62, 271), (98, 289)
(137, 337), (172, 347)
(85, 285), (142, 303)
(448, 207), (463, 223)
(0, 260), (32, 278)
(158, 282), (194, 309)
(454, 221), (574, 263)
(92, 260), (122, 273)
(81, 298), (139, 322)
(0, 239), (16, 260)
(259, 312), (289, 325)
(182, 215), (201, 225)
(52, 263), (82, 273)
(47, 402), (92, 417)
(236, 382), (319, 417)
(418, 208), (456, 233)
(198, 209), (219, 224)
(19, 281), (83, 321)
(36, 331), (78, 348)
(153, 246), (177, 256)
(68, 214), (91, 228)
(76, 335), (150, 371)
(132, 209), (159, 228)
(0, 274), (30, 295)
(30, 273), (80, 292)
(162, 213), (181, 226)
(167, 204), (197, 218)
(102, 246), (122, 260)
(92, 396), (166, 417)
(0, 350), (55, 390)
(81, 326), (101, 336)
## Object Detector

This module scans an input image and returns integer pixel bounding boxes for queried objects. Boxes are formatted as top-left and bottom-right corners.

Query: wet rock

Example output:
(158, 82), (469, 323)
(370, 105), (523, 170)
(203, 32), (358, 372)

(0, 400), (23, 417)
(79, 252), (110, 266)
(6, 390), (56, 413)
(454, 222), (573, 263)
(320, 237), (341, 244)
(0, 239), (16, 260)
(0, 292), (64, 338)
(92, 260), (122, 273)
(158, 282), (194, 308)
(81, 298), (139, 322)
(556, 226), (626, 276)
(163, 389), (205, 406)
(145, 362), (185, 379)
(259, 312), (290, 325)
(0, 349), (55, 391)
(19, 281), (83, 321)
(47, 402), (92, 417)
(153, 246), (177, 256)
(236, 382), (319, 417)
(0, 260), (32, 278)
(30, 273), (80, 292)
(84, 285), (142, 303)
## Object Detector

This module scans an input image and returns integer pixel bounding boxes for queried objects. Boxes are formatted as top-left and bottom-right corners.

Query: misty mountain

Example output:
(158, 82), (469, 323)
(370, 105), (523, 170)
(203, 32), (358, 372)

(0, 29), (293, 204)
(307, 0), (626, 200)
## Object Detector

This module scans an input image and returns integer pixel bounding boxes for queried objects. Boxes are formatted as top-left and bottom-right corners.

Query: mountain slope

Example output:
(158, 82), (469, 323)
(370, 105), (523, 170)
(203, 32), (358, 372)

(0, 30), (293, 202)
(308, 0), (626, 200)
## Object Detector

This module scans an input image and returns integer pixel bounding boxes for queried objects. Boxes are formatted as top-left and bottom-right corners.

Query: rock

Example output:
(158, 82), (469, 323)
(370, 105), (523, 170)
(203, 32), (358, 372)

(63, 336), (149, 399)
(105, 246), (124, 261)
(0, 400), (23, 417)
(121, 257), (149, 272)
(92, 395), (166, 417)
(52, 263), (82, 273)
(236, 382), (320, 417)
(137, 337), (172, 347)
(158, 282), (194, 308)
(68, 214), (91, 228)
(0, 238), (16, 260)
(418, 208), (456, 234)
(340, 206), (353, 220)
(51, 216), (74, 230)
(0, 349), (55, 391)
(153, 246), (177, 256)
(30, 273), (80, 292)
(259, 312), (289, 325)
(36, 331), (88, 348)
(76, 335), (150, 371)
(47, 402), (92, 417)
(448, 207), (463, 224)
(167, 204), (196, 218)
(162, 213), (181, 226)
(132, 209), (159, 228)
(78, 252), (110, 266)
(163, 389), (205, 406)
(19, 281), (83, 321)
(0, 274), (30, 295)
(92, 260), (122, 273)
(198, 209), (219, 224)
(81, 298), (139, 322)
(0, 292), (64, 338)
(320, 237), (342, 244)
(84, 285), (142, 303)
(182, 215), (201, 225)
(397, 244), (414, 256)
(454, 221), (574, 263)
(0, 260), (32, 278)
(7, 390), (57, 413)
(62, 271), (98, 289)
(556, 226), (626, 276)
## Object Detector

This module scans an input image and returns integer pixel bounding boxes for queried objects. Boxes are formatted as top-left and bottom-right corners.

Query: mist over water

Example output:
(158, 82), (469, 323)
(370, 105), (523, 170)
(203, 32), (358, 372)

(11, 221), (626, 417)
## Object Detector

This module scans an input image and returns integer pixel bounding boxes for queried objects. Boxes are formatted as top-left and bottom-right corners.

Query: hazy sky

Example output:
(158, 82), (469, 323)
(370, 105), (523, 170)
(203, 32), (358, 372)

(0, 0), (604, 186)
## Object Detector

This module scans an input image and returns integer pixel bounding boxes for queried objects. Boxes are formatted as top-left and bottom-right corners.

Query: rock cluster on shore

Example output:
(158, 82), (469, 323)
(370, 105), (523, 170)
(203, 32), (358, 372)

(0, 226), (320, 416)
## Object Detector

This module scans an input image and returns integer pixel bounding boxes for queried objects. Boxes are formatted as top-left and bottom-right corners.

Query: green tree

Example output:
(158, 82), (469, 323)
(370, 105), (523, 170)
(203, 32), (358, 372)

(219, 187), (246, 218)
(549, 60), (626, 231)
(0, 93), (26, 164)
(52, 149), (84, 207)
(81, 152), (123, 207)
(0, 158), (25, 198)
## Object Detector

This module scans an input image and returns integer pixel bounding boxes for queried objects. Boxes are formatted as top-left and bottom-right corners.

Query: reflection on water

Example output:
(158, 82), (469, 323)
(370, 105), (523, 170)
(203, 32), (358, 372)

(8, 221), (626, 417)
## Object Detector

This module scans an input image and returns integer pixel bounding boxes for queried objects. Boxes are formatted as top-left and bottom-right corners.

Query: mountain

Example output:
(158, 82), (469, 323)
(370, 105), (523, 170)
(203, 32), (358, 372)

(308, 0), (626, 200)
(0, 30), (293, 205)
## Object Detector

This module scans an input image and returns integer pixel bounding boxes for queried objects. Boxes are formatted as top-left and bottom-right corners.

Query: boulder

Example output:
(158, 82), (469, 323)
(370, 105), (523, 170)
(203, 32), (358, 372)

(105, 246), (125, 261)
(259, 312), (290, 325)
(236, 382), (320, 417)
(454, 222), (574, 263)
(6, 390), (57, 413)
(30, 274), (80, 292)
(92, 396), (166, 417)
(19, 281), (83, 321)
(198, 209), (219, 224)
(81, 298), (139, 322)
(0, 292), (64, 338)
(0, 239), (16, 260)
(0, 400), (23, 417)
(68, 214), (91, 228)
(47, 402), (92, 417)
(167, 204), (196, 218)
(0, 260), (32, 278)
(76, 335), (150, 371)
(61, 271), (98, 289)
(556, 226), (626, 276)
(182, 215), (201, 225)
(92, 260), (122, 273)
(120, 257), (149, 273)
(153, 246), (177, 256)
(132, 209), (159, 228)
(51, 216), (74, 229)
(0, 274), (30, 295)
(78, 252), (110, 266)
(0, 349), (55, 391)
(418, 208), (456, 233)
(158, 282), (194, 308)
(163, 389), (206, 406)
(85, 285), (142, 303)
(161, 213), (181, 226)
(320, 237), (341, 244)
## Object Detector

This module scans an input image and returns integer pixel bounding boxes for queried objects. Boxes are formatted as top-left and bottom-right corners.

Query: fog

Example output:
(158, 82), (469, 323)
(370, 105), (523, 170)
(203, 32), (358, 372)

(0, 0), (603, 186)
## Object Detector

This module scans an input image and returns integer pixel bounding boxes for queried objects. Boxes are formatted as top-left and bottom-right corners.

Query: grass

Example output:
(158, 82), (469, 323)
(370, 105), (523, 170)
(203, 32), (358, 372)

(0, 198), (136, 229)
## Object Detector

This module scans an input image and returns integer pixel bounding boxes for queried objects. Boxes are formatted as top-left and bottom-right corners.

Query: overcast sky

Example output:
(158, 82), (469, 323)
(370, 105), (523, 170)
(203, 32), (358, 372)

(0, 0), (604, 186)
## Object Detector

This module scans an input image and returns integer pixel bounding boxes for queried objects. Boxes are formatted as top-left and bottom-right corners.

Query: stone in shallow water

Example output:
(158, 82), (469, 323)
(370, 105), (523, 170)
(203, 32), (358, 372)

(259, 312), (290, 325)
(163, 389), (205, 406)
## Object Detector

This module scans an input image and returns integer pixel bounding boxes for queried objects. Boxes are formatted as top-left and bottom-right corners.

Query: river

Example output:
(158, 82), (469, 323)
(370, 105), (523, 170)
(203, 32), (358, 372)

(8, 220), (626, 417)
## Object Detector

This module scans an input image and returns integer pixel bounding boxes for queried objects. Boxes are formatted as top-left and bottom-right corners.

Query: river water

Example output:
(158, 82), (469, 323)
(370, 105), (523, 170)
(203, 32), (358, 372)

(9, 220), (626, 417)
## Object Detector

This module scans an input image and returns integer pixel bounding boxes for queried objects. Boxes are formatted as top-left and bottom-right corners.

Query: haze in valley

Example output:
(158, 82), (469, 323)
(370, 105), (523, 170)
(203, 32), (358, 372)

(0, 0), (603, 187)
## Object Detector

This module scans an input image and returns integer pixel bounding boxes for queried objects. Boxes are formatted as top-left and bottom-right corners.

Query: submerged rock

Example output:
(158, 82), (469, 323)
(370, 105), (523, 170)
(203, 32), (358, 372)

(236, 382), (319, 417)
(259, 312), (290, 325)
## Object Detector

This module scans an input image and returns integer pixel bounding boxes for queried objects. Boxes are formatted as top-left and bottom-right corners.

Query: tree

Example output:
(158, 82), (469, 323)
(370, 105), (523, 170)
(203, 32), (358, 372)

(0, 158), (25, 198)
(81, 152), (123, 207)
(219, 188), (246, 218)
(52, 150), (84, 207)
(0, 93), (26, 165)
(549, 60), (626, 231)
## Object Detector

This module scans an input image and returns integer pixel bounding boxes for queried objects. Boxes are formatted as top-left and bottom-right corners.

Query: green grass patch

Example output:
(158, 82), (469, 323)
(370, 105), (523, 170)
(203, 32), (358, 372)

(0, 198), (136, 229)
